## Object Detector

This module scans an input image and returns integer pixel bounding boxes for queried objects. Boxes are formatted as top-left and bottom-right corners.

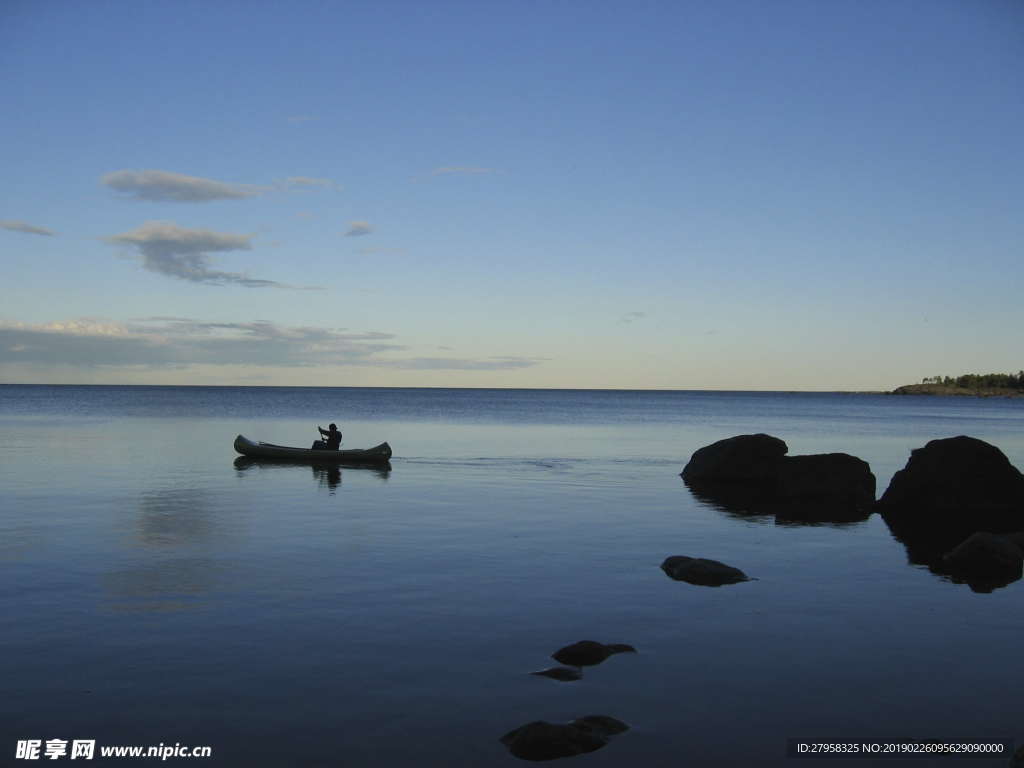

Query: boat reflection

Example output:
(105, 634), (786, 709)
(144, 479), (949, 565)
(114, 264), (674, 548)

(233, 456), (392, 483)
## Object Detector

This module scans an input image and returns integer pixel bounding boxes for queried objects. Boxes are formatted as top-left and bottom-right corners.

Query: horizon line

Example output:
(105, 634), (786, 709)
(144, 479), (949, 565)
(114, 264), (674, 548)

(0, 382), (892, 394)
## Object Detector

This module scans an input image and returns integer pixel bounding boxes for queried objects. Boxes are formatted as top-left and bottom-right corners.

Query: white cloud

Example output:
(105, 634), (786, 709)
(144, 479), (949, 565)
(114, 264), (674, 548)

(105, 221), (285, 287)
(345, 221), (372, 237)
(1, 220), (55, 236)
(102, 169), (270, 202)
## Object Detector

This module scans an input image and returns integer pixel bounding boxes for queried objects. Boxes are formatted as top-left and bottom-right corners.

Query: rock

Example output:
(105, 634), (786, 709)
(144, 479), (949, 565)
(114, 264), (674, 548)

(942, 532), (1023, 584)
(1011, 742), (1024, 767)
(878, 436), (1024, 561)
(530, 666), (582, 682)
(660, 555), (748, 586)
(500, 720), (607, 761)
(569, 715), (630, 736)
(1005, 531), (1024, 550)
(879, 436), (1024, 524)
(766, 453), (876, 523)
(776, 453), (875, 505)
(551, 640), (636, 667)
(682, 435), (876, 524)
(681, 434), (788, 484)
(500, 717), (630, 761)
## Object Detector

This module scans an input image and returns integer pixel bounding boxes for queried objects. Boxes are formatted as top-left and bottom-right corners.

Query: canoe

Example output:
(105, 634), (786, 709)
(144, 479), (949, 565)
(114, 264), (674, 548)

(233, 434), (393, 465)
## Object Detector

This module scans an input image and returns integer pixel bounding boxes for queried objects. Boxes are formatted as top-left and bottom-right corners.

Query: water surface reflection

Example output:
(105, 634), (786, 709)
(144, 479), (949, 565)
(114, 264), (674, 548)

(684, 478), (871, 527)
(233, 456), (392, 485)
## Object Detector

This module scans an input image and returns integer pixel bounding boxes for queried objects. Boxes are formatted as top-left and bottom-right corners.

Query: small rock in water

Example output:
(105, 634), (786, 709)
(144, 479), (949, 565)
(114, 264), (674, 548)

(942, 532), (1024, 591)
(500, 716), (629, 761)
(1010, 742), (1024, 767)
(551, 640), (637, 667)
(661, 555), (748, 586)
(530, 666), (582, 682)
(570, 715), (630, 736)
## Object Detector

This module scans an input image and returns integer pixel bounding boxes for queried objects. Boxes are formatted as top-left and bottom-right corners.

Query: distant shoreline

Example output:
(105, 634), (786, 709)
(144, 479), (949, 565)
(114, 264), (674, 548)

(889, 383), (1024, 399)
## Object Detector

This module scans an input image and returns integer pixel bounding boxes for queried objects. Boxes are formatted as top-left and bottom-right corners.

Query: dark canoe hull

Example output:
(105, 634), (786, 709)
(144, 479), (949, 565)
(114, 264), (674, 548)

(233, 435), (392, 465)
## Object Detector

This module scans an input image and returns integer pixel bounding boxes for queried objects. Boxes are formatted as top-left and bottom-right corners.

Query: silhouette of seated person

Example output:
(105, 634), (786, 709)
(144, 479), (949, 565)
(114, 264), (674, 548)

(312, 423), (342, 450)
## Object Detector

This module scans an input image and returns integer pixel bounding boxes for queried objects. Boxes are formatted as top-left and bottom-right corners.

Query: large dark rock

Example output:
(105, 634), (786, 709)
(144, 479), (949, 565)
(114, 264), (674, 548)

(500, 716), (629, 761)
(683, 435), (875, 524)
(551, 640), (636, 668)
(681, 434), (788, 484)
(776, 453), (875, 504)
(660, 555), (749, 586)
(879, 435), (1024, 520)
(878, 436), (1024, 560)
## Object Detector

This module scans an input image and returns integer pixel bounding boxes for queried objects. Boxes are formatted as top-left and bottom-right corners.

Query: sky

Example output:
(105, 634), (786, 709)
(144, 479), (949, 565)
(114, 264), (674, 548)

(1, 0), (1021, 390)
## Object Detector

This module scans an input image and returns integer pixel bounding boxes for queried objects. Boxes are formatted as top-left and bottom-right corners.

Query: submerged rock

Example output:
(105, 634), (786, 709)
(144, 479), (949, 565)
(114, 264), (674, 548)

(1004, 531), (1024, 550)
(530, 666), (582, 682)
(500, 716), (630, 761)
(1011, 742), (1024, 767)
(941, 532), (1024, 591)
(551, 640), (636, 667)
(660, 555), (748, 586)
(570, 715), (629, 736)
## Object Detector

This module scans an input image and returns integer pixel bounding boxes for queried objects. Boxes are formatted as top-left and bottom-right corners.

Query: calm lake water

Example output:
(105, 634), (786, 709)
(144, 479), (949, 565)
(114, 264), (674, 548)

(1, 385), (1023, 766)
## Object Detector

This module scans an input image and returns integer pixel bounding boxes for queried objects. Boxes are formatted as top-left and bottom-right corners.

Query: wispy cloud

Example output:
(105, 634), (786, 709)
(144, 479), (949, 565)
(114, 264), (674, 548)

(0, 318), (397, 367)
(105, 221), (287, 288)
(378, 356), (546, 371)
(102, 169), (270, 202)
(0, 318), (547, 372)
(620, 311), (647, 324)
(355, 246), (404, 256)
(411, 166), (497, 182)
(345, 221), (372, 237)
(282, 176), (338, 190)
(1, 220), (55, 236)
(430, 166), (495, 176)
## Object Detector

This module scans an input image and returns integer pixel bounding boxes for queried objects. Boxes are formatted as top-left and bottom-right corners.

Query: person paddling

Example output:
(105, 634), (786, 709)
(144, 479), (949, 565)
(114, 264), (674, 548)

(313, 423), (342, 450)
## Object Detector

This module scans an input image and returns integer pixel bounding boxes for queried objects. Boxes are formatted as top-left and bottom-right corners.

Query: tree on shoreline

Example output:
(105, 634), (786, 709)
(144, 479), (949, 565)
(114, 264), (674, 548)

(920, 372), (1024, 390)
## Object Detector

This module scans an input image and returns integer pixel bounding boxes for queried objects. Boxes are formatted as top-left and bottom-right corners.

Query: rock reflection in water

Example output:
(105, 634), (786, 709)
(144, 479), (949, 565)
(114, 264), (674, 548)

(684, 478), (871, 527)
(881, 515), (1023, 593)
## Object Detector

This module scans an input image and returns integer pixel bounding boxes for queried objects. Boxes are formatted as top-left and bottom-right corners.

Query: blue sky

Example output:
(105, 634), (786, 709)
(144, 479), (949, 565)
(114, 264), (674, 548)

(2, 0), (1021, 389)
